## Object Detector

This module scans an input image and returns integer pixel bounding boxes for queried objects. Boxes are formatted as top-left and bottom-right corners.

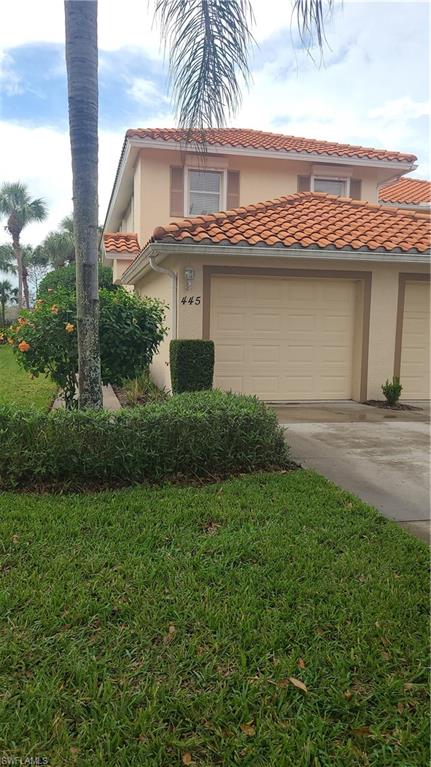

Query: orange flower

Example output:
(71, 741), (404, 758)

(35, 299), (44, 306)
(65, 322), (75, 334)
(18, 340), (30, 353)
(18, 317), (27, 326)
(51, 305), (59, 315)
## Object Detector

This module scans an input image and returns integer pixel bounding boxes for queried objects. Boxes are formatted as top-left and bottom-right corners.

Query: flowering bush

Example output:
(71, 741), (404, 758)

(8, 287), (167, 409)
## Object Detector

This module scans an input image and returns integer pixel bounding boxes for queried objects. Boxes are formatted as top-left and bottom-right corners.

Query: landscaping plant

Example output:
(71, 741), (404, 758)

(7, 287), (166, 409)
(170, 339), (215, 394)
(121, 368), (169, 406)
(37, 263), (117, 297)
(0, 390), (287, 488)
(382, 376), (403, 406)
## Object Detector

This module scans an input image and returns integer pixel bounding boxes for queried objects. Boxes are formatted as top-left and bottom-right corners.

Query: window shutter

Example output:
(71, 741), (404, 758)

(170, 166), (184, 216)
(226, 170), (240, 210)
(297, 175), (311, 192)
(350, 178), (362, 200)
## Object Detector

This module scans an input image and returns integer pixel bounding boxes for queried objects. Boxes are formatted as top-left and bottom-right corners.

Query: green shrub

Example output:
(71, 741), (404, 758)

(382, 376), (403, 405)
(0, 391), (288, 489)
(170, 339), (215, 394)
(8, 288), (166, 408)
(38, 264), (117, 296)
(121, 369), (168, 406)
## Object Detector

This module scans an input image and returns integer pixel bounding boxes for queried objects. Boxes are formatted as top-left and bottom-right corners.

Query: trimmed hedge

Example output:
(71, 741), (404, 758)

(0, 390), (288, 489)
(170, 339), (215, 394)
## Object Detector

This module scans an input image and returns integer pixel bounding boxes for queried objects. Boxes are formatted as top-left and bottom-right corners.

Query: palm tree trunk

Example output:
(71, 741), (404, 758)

(64, 0), (102, 410)
(12, 237), (24, 310)
(1, 300), (5, 328)
(22, 263), (30, 309)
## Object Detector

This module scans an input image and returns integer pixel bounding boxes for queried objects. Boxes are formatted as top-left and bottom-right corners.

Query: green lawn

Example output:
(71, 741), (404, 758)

(0, 471), (428, 766)
(0, 345), (57, 410)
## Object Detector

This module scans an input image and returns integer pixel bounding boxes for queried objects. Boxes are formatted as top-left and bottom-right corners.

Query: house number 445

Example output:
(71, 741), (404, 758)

(181, 296), (201, 305)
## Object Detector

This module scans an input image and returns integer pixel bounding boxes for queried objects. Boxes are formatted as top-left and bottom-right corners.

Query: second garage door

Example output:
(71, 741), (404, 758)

(210, 275), (358, 400)
(400, 281), (430, 399)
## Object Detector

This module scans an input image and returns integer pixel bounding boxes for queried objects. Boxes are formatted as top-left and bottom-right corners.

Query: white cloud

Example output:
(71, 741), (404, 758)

(0, 121), (123, 245)
(0, 51), (23, 95)
(127, 77), (168, 106)
(369, 98), (431, 121)
(234, 1), (430, 176)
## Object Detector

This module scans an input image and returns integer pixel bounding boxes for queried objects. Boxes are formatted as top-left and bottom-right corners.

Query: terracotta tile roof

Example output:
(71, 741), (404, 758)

(103, 232), (140, 255)
(379, 177), (431, 205)
(126, 127), (417, 163)
(151, 192), (431, 254)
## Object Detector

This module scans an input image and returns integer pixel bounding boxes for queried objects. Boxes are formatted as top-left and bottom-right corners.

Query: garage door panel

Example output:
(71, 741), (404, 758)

(285, 282), (318, 301)
(216, 344), (244, 363)
(400, 282), (430, 399)
(320, 346), (350, 363)
(211, 276), (356, 400)
(287, 314), (317, 332)
(252, 314), (282, 333)
(250, 345), (280, 363)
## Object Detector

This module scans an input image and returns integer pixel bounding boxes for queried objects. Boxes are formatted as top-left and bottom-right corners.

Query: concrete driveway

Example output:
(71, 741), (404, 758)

(274, 402), (430, 542)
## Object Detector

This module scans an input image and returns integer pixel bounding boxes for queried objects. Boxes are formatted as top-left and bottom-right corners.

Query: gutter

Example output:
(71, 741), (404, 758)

(149, 254), (177, 339)
(122, 242), (430, 285)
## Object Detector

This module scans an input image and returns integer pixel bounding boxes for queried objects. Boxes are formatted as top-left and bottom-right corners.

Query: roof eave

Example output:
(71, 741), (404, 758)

(122, 240), (430, 284)
(127, 136), (417, 170)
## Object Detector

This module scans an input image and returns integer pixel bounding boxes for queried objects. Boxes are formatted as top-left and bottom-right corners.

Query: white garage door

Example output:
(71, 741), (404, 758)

(400, 282), (430, 399)
(210, 275), (357, 400)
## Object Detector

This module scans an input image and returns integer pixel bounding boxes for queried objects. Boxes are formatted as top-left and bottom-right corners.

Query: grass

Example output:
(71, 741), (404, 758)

(0, 471), (428, 766)
(0, 346), (57, 411)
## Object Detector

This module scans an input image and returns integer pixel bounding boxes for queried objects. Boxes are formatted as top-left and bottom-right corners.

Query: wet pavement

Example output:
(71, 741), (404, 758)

(272, 401), (430, 543)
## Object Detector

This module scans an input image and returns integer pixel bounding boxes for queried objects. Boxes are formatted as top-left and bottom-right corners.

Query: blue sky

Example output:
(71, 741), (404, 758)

(0, 0), (429, 247)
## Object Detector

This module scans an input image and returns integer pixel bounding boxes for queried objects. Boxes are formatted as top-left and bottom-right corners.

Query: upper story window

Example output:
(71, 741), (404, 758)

(313, 177), (347, 195)
(188, 170), (223, 215)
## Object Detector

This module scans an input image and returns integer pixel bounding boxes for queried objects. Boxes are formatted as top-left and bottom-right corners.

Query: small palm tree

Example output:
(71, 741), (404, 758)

(0, 280), (18, 328)
(0, 182), (47, 309)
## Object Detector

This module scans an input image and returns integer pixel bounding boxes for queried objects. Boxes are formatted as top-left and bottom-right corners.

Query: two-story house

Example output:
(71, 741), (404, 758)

(103, 128), (430, 402)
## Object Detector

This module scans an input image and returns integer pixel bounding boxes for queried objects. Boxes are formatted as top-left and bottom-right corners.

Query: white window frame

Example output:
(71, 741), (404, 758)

(311, 175), (350, 196)
(184, 167), (227, 216)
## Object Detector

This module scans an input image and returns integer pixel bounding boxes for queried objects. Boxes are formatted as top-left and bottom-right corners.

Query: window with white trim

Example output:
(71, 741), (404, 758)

(187, 170), (222, 215)
(313, 177), (347, 195)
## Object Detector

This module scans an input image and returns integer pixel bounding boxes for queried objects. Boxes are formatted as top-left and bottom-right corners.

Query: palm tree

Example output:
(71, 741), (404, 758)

(65, 0), (102, 409)
(40, 230), (75, 269)
(24, 246), (49, 300)
(64, 0), (332, 409)
(0, 244), (16, 275)
(0, 280), (18, 328)
(0, 182), (47, 310)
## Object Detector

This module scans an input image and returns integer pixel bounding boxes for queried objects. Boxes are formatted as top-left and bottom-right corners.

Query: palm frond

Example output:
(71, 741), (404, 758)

(0, 182), (47, 227)
(153, 0), (254, 136)
(0, 244), (16, 274)
(293, 0), (334, 51)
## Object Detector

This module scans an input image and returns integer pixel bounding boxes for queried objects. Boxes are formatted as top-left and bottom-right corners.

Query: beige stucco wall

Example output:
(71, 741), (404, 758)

(127, 149), (384, 245)
(135, 251), (429, 401)
(134, 260), (175, 390)
(112, 258), (133, 283)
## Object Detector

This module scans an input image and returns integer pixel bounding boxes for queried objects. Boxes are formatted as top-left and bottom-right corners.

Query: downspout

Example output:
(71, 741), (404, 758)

(149, 254), (177, 338)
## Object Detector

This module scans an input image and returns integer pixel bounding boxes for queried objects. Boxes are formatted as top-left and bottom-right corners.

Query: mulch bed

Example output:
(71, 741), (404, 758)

(364, 400), (423, 412)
